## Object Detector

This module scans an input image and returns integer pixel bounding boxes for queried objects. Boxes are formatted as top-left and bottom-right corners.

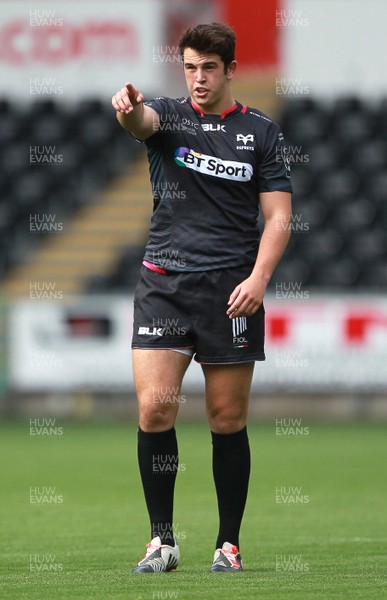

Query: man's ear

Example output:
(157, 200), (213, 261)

(226, 60), (237, 80)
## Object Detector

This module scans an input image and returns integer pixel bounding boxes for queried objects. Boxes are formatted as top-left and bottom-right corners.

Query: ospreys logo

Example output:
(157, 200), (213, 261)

(236, 133), (255, 150)
(174, 147), (252, 182)
(236, 134), (254, 145)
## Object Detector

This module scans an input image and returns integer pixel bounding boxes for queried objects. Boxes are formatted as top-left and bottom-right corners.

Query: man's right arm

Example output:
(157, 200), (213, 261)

(112, 82), (159, 141)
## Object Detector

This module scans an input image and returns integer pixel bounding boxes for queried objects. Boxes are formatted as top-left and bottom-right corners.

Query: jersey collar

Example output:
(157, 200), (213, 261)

(189, 98), (246, 119)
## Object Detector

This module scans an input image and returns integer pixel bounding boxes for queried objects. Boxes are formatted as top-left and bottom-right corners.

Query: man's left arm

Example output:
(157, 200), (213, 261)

(226, 191), (292, 318)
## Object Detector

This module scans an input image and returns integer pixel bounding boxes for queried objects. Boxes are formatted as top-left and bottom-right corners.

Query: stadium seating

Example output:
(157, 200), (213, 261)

(269, 96), (387, 291)
(1, 96), (386, 291)
(0, 98), (140, 278)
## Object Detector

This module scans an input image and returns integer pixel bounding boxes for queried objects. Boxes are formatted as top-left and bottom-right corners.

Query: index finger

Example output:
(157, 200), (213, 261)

(125, 82), (139, 97)
(125, 82), (135, 93)
(227, 285), (241, 306)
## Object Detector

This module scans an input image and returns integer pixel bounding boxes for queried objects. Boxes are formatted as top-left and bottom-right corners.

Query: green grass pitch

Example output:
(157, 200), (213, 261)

(1, 420), (386, 599)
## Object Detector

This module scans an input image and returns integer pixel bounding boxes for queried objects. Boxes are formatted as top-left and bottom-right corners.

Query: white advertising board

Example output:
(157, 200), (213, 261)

(0, 1), (165, 100)
(255, 295), (387, 392)
(9, 296), (134, 391)
(281, 0), (387, 98)
(8, 295), (387, 393)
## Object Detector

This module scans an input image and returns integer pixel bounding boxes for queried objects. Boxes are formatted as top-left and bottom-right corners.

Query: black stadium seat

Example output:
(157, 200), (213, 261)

(307, 141), (342, 174)
(312, 258), (360, 288)
(1, 95), (387, 292)
(350, 140), (387, 174)
(0, 97), (142, 279)
(275, 95), (387, 291)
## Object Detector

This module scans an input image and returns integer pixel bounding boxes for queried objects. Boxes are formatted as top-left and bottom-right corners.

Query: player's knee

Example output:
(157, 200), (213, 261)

(208, 405), (246, 434)
(139, 401), (176, 432)
(139, 411), (175, 432)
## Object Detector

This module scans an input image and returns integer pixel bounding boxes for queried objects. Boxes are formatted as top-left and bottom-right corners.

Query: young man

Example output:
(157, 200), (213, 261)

(112, 23), (292, 573)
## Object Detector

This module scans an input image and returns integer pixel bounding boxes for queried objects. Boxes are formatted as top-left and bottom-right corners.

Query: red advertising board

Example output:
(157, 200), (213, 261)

(221, 0), (279, 68)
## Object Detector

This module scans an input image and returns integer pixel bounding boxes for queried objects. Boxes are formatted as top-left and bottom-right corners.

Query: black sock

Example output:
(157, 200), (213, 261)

(211, 426), (250, 550)
(137, 426), (178, 546)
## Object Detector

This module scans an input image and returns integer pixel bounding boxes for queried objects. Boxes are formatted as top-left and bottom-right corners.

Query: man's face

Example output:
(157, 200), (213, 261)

(182, 48), (235, 113)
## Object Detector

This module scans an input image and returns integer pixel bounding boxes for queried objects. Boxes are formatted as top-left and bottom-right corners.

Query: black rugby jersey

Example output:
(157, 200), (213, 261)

(141, 96), (292, 272)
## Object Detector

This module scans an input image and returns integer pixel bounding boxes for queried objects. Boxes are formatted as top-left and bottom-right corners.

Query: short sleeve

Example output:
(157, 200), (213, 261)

(144, 96), (171, 121)
(257, 122), (293, 193)
(143, 96), (181, 141)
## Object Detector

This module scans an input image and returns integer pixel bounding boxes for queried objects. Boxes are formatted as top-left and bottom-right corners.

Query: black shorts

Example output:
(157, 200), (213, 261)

(132, 264), (265, 364)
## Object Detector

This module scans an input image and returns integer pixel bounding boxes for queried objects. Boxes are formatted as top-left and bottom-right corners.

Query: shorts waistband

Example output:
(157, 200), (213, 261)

(142, 260), (167, 275)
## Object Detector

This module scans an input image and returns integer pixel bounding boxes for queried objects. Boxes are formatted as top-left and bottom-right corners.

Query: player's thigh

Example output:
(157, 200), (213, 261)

(133, 349), (191, 421)
(133, 349), (191, 392)
(202, 362), (255, 433)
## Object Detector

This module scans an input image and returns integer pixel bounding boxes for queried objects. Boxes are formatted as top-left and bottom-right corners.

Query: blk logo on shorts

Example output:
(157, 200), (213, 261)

(232, 317), (249, 348)
(138, 326), (163, 336)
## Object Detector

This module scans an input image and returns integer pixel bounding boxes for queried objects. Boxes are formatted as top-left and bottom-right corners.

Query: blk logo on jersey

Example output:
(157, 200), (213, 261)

(201, 123), (226, 132)
(174, 147), (253, 182)
(232, 316), (249, 348)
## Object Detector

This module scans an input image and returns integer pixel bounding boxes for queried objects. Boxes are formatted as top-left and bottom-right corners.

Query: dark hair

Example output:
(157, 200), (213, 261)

(178, 23), (236, 72)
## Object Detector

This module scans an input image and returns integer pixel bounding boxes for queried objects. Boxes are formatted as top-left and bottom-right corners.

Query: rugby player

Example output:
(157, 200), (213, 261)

(112, 22), (292, 573)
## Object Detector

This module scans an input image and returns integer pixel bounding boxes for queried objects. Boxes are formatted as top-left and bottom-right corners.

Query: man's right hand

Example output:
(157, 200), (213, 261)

(112, 82), (144, 114)
(112, 82), (159, 140)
